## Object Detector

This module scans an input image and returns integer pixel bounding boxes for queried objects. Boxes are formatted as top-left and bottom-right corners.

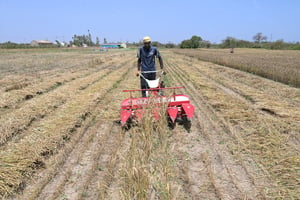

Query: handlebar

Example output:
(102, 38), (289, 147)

(138, 70), (166, 83)
(139, 70), (163, 74)
(136, 70), (166, 79)
(139, 70), (166, 76)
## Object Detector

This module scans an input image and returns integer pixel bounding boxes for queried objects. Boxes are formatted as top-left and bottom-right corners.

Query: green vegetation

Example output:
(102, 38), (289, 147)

(220, 37), (300, 50)
(0, 41), (56, 49)
(219, 32), (300, 50)
(71, 34), (94, 47)
(180, 35), (202, 48)
(1, 32), (300, 50)
(178, 35), (210, 49)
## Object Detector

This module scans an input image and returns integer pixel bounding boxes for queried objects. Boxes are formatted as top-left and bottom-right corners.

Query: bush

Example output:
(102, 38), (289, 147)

(269, 40), (286, 50)
(288, 43), (300, 50)
(180, 35), (202, 48)
(0, 41), (30, 49)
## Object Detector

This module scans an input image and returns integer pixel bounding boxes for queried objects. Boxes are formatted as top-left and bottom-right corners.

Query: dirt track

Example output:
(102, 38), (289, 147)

(1, 49), (299, 199)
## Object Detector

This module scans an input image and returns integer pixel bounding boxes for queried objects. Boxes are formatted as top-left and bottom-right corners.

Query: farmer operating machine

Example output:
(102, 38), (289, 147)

(120, 71), (194, 130)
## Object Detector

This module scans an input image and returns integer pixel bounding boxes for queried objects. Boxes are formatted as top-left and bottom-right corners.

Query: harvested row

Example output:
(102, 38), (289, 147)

(82, 64), (139, 200)
(14, 58), (138, 200)
(0, 50), (119, 78)
(0, 62), (97, 109)
(30, 122), (121, 200)
(0, 52), (123, 110)
(0, 54), (134, 197)
(172, 48), (300, 87)
(165, 51), (300, 199)
(169, 52), (300, 149)
(0, 50), (121, 88)
(164, 55), (266, 199)
(0, 51), (90, 86)
(20, 59), (184, 200)
(0, 55), (133, 147)
(119, 104), (179, 199)
(177, 54), (300, 152)
(69, 66), (137, 200)
(179, 54), (300, 117)
(84, 59), (189, 199)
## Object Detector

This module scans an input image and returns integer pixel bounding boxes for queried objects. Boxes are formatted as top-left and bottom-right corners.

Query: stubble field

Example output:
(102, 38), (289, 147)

(0, 48), (299, 199)
(173, 48), (300, 87)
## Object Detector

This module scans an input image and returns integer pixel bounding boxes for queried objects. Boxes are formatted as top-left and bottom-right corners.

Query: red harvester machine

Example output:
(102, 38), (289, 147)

(120, 71), (194, 130)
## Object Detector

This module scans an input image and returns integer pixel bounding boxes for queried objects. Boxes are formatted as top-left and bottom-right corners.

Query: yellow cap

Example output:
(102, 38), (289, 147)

(143, 36), (151, 43)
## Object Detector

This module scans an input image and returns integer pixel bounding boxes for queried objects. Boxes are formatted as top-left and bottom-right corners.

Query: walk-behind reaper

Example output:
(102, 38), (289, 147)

(120, 71), (194, 130)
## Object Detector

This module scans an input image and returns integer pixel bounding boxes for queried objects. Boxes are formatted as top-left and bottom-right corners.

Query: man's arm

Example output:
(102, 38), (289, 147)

(156, 48), (164, 69)
(137, 58), (141, 71)
(136, 48), (141, 76)
(136, 58), (141, 76)
(158, 56), (164, 69)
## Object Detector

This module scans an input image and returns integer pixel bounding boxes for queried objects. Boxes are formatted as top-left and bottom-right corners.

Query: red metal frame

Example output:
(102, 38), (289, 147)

(122, 86), (185, 92)
(120, 86), (194, 127)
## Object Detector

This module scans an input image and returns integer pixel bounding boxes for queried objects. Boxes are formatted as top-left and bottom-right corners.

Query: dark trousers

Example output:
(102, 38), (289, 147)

(140, 72), (156, 97)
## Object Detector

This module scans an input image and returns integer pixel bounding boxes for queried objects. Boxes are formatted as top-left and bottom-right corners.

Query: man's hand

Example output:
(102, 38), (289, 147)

(136, 71), (141, 77)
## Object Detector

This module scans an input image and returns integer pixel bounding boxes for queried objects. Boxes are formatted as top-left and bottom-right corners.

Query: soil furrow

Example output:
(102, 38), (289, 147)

(0, 54), (128, 113)
(5, 55), (136, 199)
(166, 52), (300, 198)
(81, 67), (137, 200)
(165, 57), (265, 199)
(36, 122), (115, 200)
(0, 62), (108, 111)
(0, 57), (134, 198)
(0, 57), (133, 147)
(174, 53), (300, 120)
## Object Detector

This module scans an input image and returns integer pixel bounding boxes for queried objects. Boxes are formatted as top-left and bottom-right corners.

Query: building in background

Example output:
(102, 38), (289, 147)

(100, 43), (127, 49)
(31, 40), (53, 47)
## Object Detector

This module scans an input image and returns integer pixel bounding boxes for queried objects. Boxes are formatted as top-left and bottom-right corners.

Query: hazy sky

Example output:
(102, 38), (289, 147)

(1, 0), (299, 44)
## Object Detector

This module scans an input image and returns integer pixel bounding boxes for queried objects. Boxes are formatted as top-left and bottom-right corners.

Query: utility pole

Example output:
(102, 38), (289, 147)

(270, 34), (272, 42)
(88, 29), (91, 46)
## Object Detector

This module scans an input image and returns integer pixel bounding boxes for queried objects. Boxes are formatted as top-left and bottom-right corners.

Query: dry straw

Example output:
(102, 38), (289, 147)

(0, 57), (132, 197)
(120, 93), (176, 200)
(167, 51), (300, 199)
(173, 48), (300, 88)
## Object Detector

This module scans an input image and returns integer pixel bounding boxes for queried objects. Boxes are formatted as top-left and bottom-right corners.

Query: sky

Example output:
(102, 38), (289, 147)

(1, 0), (299, 44)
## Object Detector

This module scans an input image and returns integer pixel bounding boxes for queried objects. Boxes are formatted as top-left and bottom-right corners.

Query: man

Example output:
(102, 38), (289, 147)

(136, 36), (164, 97)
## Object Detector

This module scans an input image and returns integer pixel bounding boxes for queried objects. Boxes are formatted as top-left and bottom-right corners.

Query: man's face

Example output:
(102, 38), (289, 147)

(144, 42), (151, 49)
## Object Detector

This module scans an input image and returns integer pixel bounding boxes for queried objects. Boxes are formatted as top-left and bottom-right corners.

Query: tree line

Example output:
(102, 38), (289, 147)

(1, 32), (299, 50)
(179, 33), (300, 50)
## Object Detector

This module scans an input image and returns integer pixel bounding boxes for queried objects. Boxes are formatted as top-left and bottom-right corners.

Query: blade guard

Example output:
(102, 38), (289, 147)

(120, 110), (132, 126)
(135, 109), (144, 122)
(182, 103), (194, 119)
(152, 107), (161, 121)
(167, 107), (178, 123)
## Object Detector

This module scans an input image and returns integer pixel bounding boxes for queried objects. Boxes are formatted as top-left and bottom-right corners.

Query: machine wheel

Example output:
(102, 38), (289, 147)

(121, 118), (133, 131)
(182, 117), (192, 132)
(168, 117), (176, 130)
